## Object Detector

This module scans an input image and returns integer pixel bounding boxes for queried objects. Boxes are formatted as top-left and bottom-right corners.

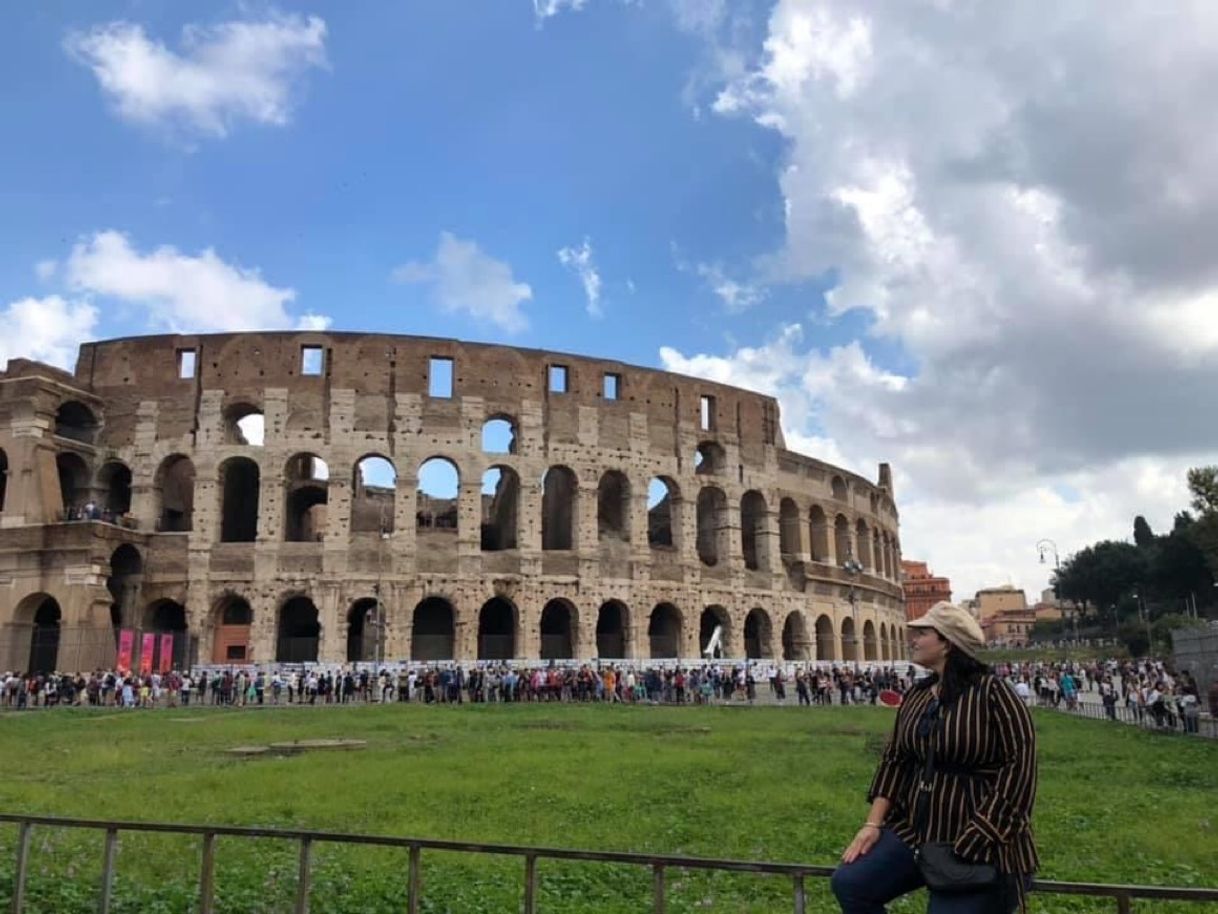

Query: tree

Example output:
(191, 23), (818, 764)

(1133, 515), (1155, 548)
(1054, 541), (1146, 624)
(1187, 466), (1218, 579)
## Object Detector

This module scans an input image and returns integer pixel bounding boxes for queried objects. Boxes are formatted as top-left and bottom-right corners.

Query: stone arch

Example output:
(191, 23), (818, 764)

(481, 465), (519, 550)
(781, 611), (810, 661)
(648, 602), (682, 659)
(779, 498), (801, 558)
(106, 544), (143, 631)
(55, 400), (98, 444)
(831, 475), (848, 501)
(744, 608), (774, 659)
(694, 440), (726, 475)
(809, 505), (830, 562)
(596, 600), (629, 658)
(481, 415), (517, 454)
(347, 597), (379, 662)
(56, 452), (90, 517)
(872, 527), (883, 577)
(863, 619), (878, 661)
(815, 614), (836, 661)
(696, 485), (728, 566)
(0, 447), (7, 513)
(478, 596), (517, 660)
(699, 604), (731, 658)
(412, 596), (455, 660)
(15, 593), (61, 674)
(540, 598), (578, 660)
(142, 599), (188, 670)
(740, 490), (768, 570)
(597, 470), (630, 543)
(211, 593), (253, 663)
(855, 518), (872, 571)
(97, 460), (132, 516)
(647, 476), (679, 548)
(155, 454), (195, 532)
(223, 402), (265, 446)
(541, 465), (577, 550)
(284, 453), (329, 542)
(841, 617), (858, 662)
(833, 514), (851, 566)
(218, 456), (259, 543)
(277, 595), (321, 663)
(879, 622), (890, 661)
(417, 456), (459, 529)
(351, 455), (396, 534)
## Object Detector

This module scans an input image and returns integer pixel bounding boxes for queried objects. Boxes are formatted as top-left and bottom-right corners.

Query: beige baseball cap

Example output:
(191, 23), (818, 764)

(908, 601), (986, 660)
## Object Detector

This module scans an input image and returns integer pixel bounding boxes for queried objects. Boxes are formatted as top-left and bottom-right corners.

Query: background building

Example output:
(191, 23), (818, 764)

(901, 559), (952, 621)
(975, 585), (1028, 622)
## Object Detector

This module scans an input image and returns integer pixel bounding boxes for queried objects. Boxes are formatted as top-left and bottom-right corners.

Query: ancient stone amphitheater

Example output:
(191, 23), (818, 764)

(0, 332), (907, 673)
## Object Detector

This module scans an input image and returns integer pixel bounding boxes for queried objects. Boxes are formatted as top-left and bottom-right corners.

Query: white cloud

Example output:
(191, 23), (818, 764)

(0, 296), (99, 372)
(557, 237), (603, 318)
(533, 0), (589, 24)
(34, 260), (57, 282)
(296, 313), (332, 331)
(65, 13), (327, 139)
(65, 230), (325, 332)
(392, 232), (532, 333)
(695, 262), (766, 312)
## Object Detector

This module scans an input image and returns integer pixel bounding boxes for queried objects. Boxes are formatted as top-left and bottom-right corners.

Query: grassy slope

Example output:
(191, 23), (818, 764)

(0, 704), (1214, 913)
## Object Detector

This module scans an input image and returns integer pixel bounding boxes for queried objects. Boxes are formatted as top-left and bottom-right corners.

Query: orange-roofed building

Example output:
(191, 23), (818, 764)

(901, 560), (952, 621)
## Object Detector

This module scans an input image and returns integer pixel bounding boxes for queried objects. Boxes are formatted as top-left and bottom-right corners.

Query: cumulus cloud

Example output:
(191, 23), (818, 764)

(532, 0), (589, 24)
(557, 237), (603, 317)
(0, 296), (99, 372)
(393, 232), (532, 333)
(663, 0), (1218, 598)
(65, 12), (327, 139)
(65, 230), (325, 332)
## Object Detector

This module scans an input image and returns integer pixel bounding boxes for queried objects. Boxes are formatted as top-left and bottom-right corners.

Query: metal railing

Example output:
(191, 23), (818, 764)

(2, 813), (1217, 914)
(1047, 696), (1216, 739)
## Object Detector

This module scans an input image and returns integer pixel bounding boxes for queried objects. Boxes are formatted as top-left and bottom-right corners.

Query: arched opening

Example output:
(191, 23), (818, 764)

(481, 416), (517, 454)
(540, 599), (576, 660)
(212, 595), (253, 663)
(597, 470), (630, 543)
(106, 544), (143, 639)
(25, 596), (62, 674)
(541, 466), (577, 550)
(347, 597), (379, 662)
(779, 498), (800, 558)
(481, 466), (519, 550)
(646, 477), (678, 548)
(142, 599), (188, 670)
(699, 605), (730, 658)
(880, 623), (890, 661)
(782, 612), (810, 661)
(809, 505), (830, 563)
(740, 490), (768, 570)
(815, 614), (836, 661)
(596, 601), (628, 658)
(284, 453), (329, 542)
(0, 448), (8, 513)
(277, 596), (321, 663)
(744, 608), (773, 659)
(417, 457), (459, 529)
(694, 441), (726, 476)
(411, 597), (455, 660)
(872, 529), (883, 578)
(155, 454), (195, 532)
(56, 452), (90, 517)
(98, 461), (132, 516)
(55, 401), (98, 444)
(351, 455), (396, 534)
(696, 486), (727, 566)
(863, 620), (877, 661)
(223, 403), (265, 446)
(841, 617), (858, 662)
(478, 597), (517, 660)
(648, 603), (682, 658)
(833, 514), (851, 566)
(831, 475), (848, 501)
(218, 457), (260, 542)
(855, 519), (872, 571)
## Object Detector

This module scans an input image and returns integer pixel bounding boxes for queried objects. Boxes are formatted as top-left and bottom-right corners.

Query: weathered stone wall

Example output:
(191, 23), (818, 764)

(0, 332), (908, 670)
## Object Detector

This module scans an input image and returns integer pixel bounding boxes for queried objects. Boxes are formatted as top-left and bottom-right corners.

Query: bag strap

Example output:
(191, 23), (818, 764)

(913, 704), (940, 845)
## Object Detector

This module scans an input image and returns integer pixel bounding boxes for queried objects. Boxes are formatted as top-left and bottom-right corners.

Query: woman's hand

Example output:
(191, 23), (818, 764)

(841, 825), (882, 864)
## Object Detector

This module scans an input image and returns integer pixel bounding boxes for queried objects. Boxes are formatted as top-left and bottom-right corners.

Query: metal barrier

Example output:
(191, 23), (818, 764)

(1046, 697), (1216, 739)
(2, 813), (1217, 914)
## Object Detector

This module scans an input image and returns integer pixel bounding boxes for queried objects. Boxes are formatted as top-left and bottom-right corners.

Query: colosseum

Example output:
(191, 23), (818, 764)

(0, 331), (907, 673)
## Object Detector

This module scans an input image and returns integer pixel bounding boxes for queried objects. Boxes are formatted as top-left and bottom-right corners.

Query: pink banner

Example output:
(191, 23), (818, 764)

(158, 633), (174, 673)
(139, 633), (156, 676)
(116, 629), (135, 672)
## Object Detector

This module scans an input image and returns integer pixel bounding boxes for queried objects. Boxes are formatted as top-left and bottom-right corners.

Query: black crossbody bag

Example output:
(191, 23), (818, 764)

(913, 711), (1000, 894)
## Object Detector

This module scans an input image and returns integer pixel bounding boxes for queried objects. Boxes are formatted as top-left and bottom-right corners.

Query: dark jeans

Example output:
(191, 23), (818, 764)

(831, 828), (1019, 914)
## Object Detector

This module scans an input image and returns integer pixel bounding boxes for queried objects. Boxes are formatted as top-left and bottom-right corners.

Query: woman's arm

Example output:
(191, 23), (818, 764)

(841, 797), (891, 863)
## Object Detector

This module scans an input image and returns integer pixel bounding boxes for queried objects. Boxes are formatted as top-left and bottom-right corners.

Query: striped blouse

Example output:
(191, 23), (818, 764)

(868, 673), (1039, 875)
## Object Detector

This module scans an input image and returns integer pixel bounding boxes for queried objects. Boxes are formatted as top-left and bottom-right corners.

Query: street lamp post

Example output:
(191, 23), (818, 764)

(1036, 539), (1074, 642)
(1132, 589), (1152, 656)
(842, 555), (864, 674)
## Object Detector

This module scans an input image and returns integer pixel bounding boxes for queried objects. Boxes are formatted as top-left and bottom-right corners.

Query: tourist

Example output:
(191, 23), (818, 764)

(831, 602), (1038, 914)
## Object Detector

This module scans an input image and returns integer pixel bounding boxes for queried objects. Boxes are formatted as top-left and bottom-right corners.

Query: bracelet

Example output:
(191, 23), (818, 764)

(861, 823), (882, 830)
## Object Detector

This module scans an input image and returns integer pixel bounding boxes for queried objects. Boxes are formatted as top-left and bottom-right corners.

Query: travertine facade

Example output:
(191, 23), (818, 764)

(0, 332), (907, 672)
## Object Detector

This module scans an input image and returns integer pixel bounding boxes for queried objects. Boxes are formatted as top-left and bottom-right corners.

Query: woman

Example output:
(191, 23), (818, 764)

(831, 602), (1038, 913)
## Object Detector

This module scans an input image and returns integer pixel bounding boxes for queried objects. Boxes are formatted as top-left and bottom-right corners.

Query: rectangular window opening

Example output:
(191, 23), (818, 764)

(301, 345), (324, 376)
(603, 372), (620, 400)
(429, 356), (454, 398)
(176, 349), (197, 379)
(700, 394), (715, 431)
(225, 645), (247, 661)
(549, 364), (569, 394)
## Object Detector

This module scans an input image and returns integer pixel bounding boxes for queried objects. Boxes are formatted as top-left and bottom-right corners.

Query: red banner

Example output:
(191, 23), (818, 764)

(158, 633), (174, 673)
(116, 629), (135, 672)
(139, 633), (156, 676)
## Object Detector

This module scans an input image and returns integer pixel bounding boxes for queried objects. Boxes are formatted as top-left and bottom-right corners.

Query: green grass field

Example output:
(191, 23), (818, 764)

(0, 703), (1214, 913)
